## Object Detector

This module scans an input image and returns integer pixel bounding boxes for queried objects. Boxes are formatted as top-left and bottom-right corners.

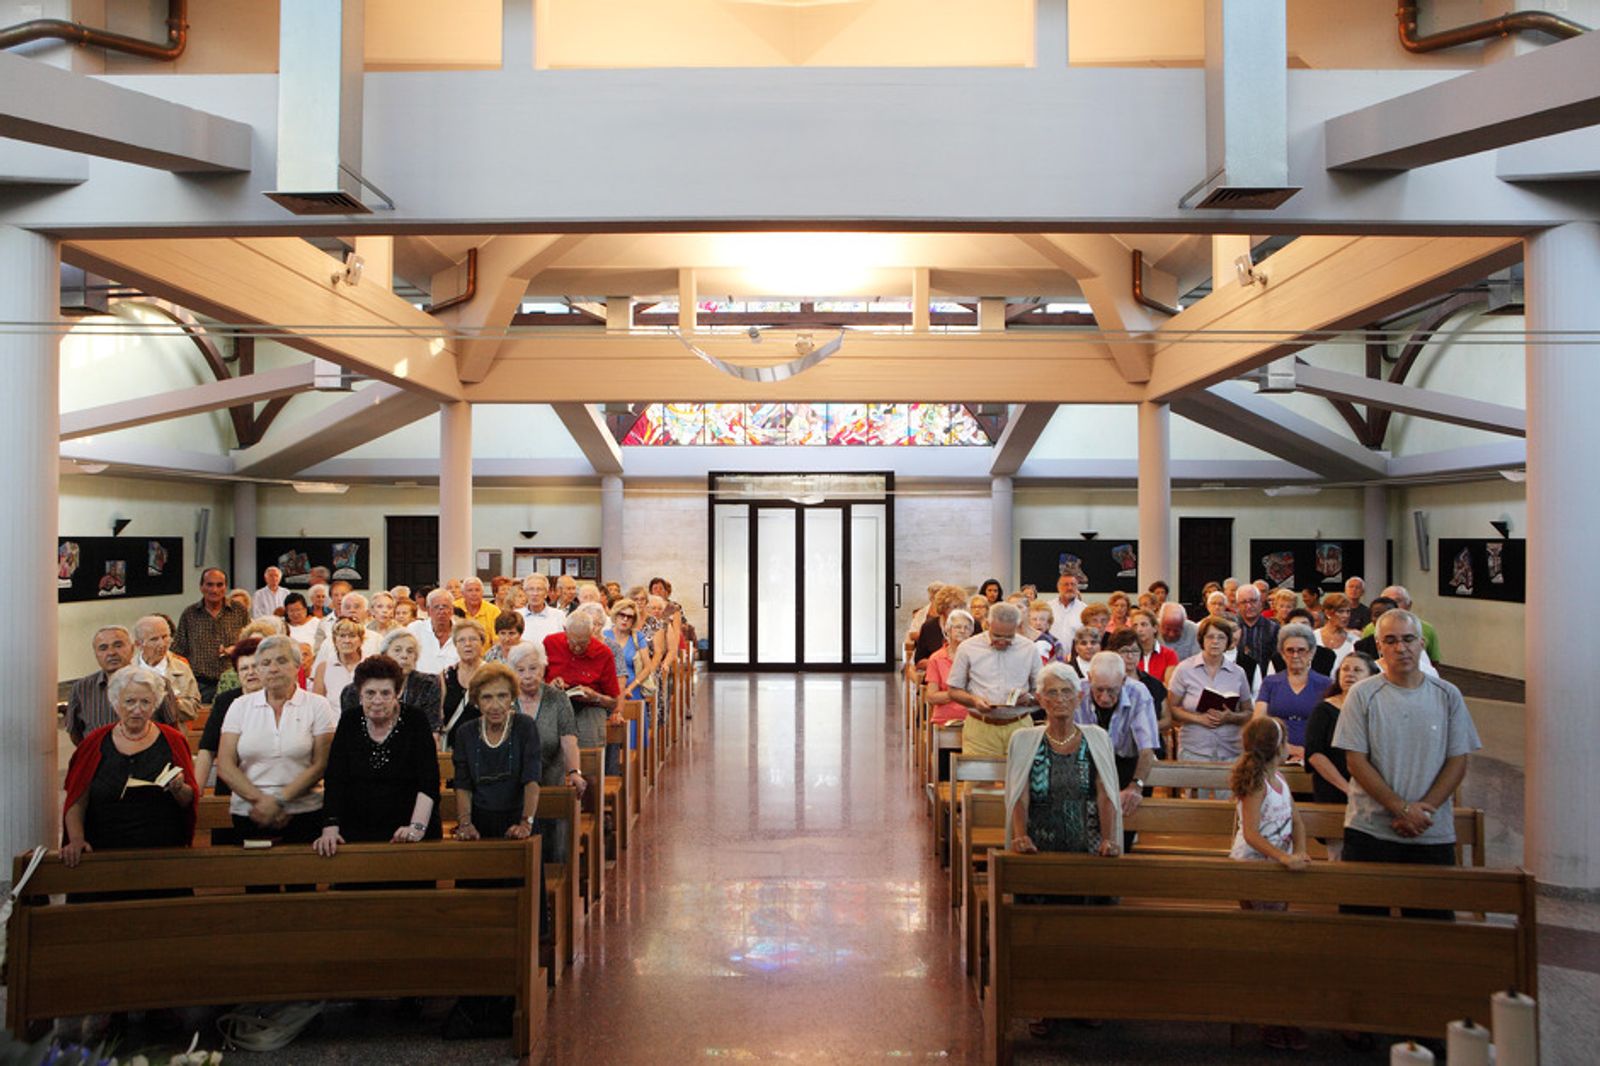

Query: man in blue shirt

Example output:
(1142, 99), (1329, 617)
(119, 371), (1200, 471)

(1074, 651), (1160, 852)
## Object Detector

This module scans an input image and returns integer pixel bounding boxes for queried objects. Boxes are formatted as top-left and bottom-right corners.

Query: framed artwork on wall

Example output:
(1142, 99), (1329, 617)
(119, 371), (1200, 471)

(1019, 539), (1140, 595)
(1248, 539), (1393, 591)
(57, 536), (184, 603)
(1437, 538), (1525, 603)
(248, 537), (372, 590)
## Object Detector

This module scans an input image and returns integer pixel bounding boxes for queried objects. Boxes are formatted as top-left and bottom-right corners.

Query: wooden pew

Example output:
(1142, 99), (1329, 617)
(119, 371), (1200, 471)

(1146, 759), (1313, 795)
(985, 852), (1537, 1066)
(940, 755), (1006, 891)
(577, 747), (607, 910)
(926, 721), (962, 793)
(6, 841), (548, 1060)
(959, 797), (1490, 992)
(606, 716), (635, 853)
(191, 787), (586, 980)
(618, 698), (646, 826)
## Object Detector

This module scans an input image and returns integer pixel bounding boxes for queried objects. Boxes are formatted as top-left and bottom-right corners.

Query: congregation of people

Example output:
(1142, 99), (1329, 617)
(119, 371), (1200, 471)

(61, 566), (691, 867)
(909, 570), (1480, 1052)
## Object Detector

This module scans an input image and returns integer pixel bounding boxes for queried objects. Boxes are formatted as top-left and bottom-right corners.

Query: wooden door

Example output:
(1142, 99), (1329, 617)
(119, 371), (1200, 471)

(1178, 516), (1233, 615)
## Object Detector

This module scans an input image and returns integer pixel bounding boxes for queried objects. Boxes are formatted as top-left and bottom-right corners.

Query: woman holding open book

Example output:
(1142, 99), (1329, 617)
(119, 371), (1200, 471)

(62, 665), (199, 867)
(1166, 617), (1255, 766)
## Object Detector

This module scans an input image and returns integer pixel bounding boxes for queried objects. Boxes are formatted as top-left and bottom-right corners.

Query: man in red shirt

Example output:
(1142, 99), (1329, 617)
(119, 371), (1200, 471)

(543, 613), (622, 770)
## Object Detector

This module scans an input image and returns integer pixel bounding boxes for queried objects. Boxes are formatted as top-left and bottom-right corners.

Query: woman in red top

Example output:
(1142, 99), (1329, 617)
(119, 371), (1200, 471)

(63, 665), (198, 867)
(923, 609), (977, 726)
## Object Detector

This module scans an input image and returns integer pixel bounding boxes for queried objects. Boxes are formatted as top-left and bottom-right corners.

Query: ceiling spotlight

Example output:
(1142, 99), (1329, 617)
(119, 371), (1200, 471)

(1235, 252), (1268, 289)
(331, 251), (364, 288)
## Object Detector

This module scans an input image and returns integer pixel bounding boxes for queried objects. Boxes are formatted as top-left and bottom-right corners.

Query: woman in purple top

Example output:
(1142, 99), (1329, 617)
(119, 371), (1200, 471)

(1252, 623), (1330, 759)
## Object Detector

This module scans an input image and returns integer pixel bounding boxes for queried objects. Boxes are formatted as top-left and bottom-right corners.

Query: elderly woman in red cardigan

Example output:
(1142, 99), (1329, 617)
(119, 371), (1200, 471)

(62, 665), (198, 867)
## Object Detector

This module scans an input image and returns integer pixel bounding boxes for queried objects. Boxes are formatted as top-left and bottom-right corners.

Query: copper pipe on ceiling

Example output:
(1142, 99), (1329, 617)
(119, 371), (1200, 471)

(424, 247), (478, 314)
(1132, 249), (1181, 318)
(0, 0), (187, 59)
(1398, 1), (1586, 53)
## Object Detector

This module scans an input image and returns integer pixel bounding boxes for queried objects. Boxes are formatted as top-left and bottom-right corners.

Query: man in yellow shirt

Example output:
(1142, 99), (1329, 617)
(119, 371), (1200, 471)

(455, 575), (500, 630)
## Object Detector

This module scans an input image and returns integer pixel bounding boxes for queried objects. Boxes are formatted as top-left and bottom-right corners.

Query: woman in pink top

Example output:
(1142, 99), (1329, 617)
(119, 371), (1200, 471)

(924, 609), (976, 726)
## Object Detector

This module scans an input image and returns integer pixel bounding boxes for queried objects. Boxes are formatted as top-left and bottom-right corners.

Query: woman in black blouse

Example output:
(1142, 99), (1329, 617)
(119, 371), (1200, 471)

(314, 655), (441, 856)
(451, 661), (542, 841)
(1303, 651), (1379, 809)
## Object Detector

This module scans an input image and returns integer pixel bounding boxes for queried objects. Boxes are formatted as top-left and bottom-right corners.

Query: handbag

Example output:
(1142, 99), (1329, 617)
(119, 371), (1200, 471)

(0, 845), (48, 971)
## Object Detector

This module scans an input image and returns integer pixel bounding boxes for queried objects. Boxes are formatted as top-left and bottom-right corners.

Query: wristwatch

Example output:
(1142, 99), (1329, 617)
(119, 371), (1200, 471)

(1132, 778), (1146, 790)
(567, 769), (583, 781)
(525, 814), (537, 828)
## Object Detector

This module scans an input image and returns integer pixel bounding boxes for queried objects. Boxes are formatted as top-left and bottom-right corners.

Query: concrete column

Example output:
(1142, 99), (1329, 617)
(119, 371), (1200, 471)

(0, 226), (60, 868)
(678, 269), (697, 335)
(1362, 484), (1388, 591)
(990, 476), (1014, 591)
(439, 401), (474, 582)
(233, 483), (258, 591)
(1137, 401), (1172, 592)
(1034, 0), (1068, 69)
(601, 475), (624, 585)
(1525, 221), (1600, 892)
(911, 268), (931, 333)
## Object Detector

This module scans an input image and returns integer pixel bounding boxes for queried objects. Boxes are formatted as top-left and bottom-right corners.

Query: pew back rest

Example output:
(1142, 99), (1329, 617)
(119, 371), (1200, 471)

(987, 851), (1537, 1037)
(1146, 759), (1313, 794)
(6, 841), (543, 1042)
(950, 755), (1006, 786)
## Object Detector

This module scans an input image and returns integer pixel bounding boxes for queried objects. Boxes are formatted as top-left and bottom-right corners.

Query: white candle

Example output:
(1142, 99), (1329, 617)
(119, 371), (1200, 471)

(1391, 1040), (1436, 1064)
(1492, 990), (1538, 1066)
(1447, 1019), (1493, 1066)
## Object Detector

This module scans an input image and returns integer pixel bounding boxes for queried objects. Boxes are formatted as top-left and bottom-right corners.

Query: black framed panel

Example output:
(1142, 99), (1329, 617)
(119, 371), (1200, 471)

(57, 536), (183, 603)
(1437, 538), (1525, 603)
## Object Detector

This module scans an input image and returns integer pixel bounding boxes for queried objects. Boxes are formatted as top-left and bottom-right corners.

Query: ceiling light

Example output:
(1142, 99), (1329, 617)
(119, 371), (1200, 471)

(1499, 469), (1526, 483)
(1262, 485), (1322, 497)
(291, 481), (350, 495)
(722, 233), (884, 296)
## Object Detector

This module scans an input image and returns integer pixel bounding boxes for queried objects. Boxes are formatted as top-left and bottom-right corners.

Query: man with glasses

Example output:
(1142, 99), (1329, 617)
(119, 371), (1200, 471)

(1234, 585), (1278, 668)
(1332, 610), (1480, 917)
(1074, 650), (1160, 852)
(948, 602), (1040, 757)
(520, 573), (567, 644)
(174, 567), (249, 702)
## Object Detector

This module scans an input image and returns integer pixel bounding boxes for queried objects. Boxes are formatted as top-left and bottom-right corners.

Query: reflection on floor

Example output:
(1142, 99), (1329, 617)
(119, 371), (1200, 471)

(19, 673), (1599, 1064)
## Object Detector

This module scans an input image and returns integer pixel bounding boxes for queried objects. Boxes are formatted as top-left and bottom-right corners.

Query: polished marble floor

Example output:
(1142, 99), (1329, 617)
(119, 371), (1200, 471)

(17, 673), (1599, 1064)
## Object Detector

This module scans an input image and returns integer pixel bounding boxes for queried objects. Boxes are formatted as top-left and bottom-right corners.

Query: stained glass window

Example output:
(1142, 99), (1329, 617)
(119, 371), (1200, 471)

(619, 403), (992, 446)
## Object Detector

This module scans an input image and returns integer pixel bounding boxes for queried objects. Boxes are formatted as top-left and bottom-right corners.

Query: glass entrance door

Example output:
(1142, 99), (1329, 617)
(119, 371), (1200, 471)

(709, 474), (893, 671)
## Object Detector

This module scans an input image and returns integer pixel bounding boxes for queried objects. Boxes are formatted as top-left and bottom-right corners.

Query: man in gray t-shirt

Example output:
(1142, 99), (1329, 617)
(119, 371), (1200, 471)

(1332, 610), (1479, 916)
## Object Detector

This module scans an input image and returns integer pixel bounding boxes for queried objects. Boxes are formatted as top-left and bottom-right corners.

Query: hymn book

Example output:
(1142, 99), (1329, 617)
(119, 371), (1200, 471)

(121, 763), (181, 799)
(1194, 688), (1240, 715)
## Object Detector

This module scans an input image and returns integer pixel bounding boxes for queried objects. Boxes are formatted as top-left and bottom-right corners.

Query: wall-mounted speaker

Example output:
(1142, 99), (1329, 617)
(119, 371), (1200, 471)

(195, 508), (211, 569)
(1413, 510), (1430, 572)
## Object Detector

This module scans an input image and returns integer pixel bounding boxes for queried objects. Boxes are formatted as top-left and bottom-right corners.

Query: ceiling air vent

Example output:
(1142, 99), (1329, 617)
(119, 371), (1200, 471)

(266, 1), (379, 216)
(264, 190), (369, 216)
(1183, 1), (1298, 212)
(1190, 186), (1301, 211)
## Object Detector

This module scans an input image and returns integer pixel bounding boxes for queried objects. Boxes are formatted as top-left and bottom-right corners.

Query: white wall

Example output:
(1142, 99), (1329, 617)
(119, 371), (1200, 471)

(1393, 479), (1527, 679)
(894, 488), (994, 642)
(57, 473), (233, 681)
(253, 483), (602, 591)
(620, 483), (709, 635)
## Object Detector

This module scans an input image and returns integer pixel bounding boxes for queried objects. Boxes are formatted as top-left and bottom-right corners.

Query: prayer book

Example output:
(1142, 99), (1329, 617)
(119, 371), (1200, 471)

(121, 763), (181, 799)
(1194, 688), (1240, 715)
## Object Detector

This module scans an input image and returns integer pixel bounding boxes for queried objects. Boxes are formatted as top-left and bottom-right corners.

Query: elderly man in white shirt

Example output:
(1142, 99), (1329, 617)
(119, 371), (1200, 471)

(948, 601), (1041, 758)
(1047, 574), (1086, 646)
(407, 587), (461, 674)
(312, 591), (380, 667)
(520, 574), (568, 644)
(251, 566), (289, 618)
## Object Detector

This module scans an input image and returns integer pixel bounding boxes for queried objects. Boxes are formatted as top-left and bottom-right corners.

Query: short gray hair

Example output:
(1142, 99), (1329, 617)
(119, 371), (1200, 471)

(309, 583), (329, 599)
(1087, 651), (1124, 684)
(1037, 661), (1082, 695)
(564, 612), (594, 638)
(379, 628), (419, 657)
(341, 592), (368, 613)
(1158, 602), (1188, 622)
(92, 624), (132, 646)
(1376, 607), (1422, 637)
(506, 640), (547, 670)
(988, 601), (1022, 629)
(426, 587), (454, 607)
(1277, 623), (1316, 652)
(1381, 585), (1413, 609)
(133, 615), (169, 641)
(944, 608), (976, 634)
(256, 634), (303, 666)
(576, 602), (608, 630)
(108, 664), (167, 706)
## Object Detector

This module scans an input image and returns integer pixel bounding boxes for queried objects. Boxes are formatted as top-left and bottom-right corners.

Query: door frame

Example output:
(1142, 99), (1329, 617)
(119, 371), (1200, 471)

(706, 471), (895, 673)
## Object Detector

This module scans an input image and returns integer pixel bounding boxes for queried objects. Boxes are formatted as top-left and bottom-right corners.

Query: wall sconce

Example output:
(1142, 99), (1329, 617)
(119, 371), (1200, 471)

(110, 515), (131, 536)
(1490, 519), (1511, 539)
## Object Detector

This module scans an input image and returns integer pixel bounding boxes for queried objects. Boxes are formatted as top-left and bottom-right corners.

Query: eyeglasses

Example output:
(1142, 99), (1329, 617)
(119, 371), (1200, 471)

(1282, 646), (1312, 656)
(617, 613), (636, 620)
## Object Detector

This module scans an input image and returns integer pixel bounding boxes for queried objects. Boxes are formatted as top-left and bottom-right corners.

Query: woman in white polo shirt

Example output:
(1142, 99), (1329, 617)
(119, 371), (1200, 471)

(217, 634), (339, 842)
